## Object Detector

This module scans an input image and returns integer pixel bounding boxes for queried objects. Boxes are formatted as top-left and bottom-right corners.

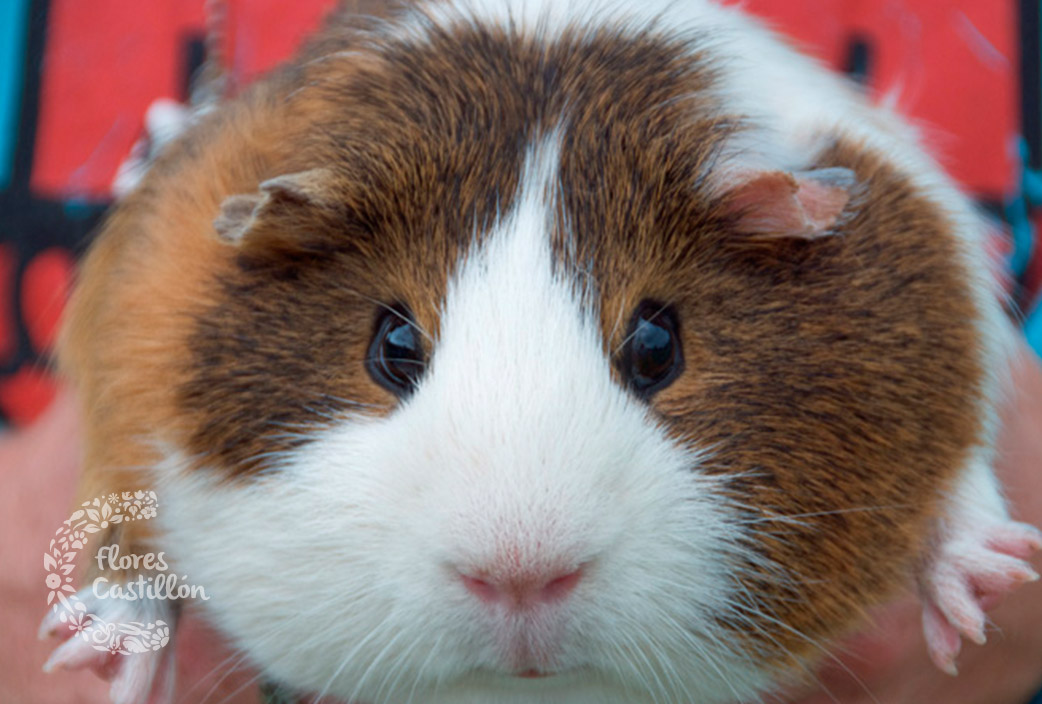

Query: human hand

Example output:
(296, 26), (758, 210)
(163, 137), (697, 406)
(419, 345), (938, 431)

(1, 390), (262, 704)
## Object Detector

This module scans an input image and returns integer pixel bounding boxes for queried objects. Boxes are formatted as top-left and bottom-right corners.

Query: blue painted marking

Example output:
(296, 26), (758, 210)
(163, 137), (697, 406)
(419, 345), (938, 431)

(0, 0), (31, 190)
(1027, 301), (1042, 358)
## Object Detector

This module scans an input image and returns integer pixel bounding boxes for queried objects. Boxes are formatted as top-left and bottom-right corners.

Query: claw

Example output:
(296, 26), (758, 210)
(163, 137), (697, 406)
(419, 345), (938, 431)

(922, 602), (961, 675)
(38, 604), (66, 640)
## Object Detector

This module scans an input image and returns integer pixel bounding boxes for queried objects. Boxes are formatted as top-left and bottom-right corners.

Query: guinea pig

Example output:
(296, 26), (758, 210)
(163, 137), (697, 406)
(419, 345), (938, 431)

(39, 0), (1042, 703)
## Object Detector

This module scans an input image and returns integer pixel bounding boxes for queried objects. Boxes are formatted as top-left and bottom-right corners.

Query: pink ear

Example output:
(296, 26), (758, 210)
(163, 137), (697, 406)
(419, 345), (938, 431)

(723, 167), (858, 240)
(212, 168), (337, 245)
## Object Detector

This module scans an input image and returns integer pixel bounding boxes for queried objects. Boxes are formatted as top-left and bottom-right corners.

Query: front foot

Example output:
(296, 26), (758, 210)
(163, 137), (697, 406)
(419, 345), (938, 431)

(39, 586), (178, 704)
(920, 520), (1041, 675)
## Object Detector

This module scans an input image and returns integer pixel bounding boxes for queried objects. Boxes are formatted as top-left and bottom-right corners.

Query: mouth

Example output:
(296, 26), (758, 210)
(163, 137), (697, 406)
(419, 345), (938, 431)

(515, 669), (553, 679)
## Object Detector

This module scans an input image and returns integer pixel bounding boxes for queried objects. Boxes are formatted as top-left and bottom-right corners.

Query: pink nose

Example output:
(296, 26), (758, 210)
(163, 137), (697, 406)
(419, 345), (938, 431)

(458, 566), (584, 608)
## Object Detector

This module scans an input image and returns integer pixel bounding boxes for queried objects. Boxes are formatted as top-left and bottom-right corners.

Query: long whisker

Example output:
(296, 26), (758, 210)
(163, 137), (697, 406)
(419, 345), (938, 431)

(371, 631), (428, 703)
(194, 598), (338, 704)
(647, 607), (752, 704)
(186, 644), (263, 704)
(734, 504), (912, 527)
(612, 300), (672, 356)
(310, 610), (398, 703)
(345, 627), (412, 704)
(611, 626), (669, 704)
(345, 288), (435, 345)
(406, 634), (444, 704)
(727, 600), (881, 704)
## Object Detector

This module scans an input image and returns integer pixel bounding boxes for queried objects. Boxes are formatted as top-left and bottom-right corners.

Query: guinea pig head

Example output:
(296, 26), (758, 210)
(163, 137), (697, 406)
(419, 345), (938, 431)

(151, 25), (985, 704)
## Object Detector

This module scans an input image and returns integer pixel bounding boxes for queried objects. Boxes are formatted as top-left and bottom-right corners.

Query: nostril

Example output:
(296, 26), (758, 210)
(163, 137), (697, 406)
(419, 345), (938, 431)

(541, 567), (583, 601)
(459, 573), (500, 604)
(457, 565), (584, 607)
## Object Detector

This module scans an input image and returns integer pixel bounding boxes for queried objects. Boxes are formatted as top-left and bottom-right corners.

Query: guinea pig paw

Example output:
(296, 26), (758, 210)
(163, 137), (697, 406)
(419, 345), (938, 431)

(40, 587), (178, 704)
(920, 520), (1042, 675)
(108, 644), (177, 704)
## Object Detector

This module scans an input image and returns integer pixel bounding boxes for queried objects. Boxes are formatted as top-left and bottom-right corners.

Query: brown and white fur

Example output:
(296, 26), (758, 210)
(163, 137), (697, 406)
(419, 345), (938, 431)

(41, 0), (1041, 702)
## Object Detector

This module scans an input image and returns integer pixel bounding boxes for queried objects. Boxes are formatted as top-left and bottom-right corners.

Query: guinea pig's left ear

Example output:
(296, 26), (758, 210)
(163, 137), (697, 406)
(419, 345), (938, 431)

(213, 167), (338, 245)
(719, 167), (859, 240)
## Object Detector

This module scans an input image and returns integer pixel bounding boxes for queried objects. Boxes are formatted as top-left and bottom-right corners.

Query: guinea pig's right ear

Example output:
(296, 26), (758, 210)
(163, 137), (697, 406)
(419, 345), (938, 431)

(213, 167), (340, 250)
(716, 166), (860, 240)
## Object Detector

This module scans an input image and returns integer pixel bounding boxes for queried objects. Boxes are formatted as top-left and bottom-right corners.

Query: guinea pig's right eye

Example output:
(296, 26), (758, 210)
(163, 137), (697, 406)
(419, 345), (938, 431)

(366, 306), (427, 397)
(618, 301), (684, 398)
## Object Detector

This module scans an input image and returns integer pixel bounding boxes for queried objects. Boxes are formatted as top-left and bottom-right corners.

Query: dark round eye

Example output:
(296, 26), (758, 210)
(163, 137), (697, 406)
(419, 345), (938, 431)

(366, 306), (427, 397)
(619, 302), (683, 397)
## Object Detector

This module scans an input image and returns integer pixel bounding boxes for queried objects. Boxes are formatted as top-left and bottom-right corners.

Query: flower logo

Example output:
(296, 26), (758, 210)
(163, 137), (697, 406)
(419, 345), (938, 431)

(43, 491), (170, 654)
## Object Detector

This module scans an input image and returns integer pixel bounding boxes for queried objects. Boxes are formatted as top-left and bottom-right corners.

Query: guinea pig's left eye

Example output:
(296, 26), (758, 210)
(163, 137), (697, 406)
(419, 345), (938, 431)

(366, 306), (427, 397)
(619, 301), (683, 398)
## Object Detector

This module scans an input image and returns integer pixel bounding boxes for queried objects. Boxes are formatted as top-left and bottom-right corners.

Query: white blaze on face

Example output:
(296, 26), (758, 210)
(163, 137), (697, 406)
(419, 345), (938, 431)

(158, 137), (764, 704)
